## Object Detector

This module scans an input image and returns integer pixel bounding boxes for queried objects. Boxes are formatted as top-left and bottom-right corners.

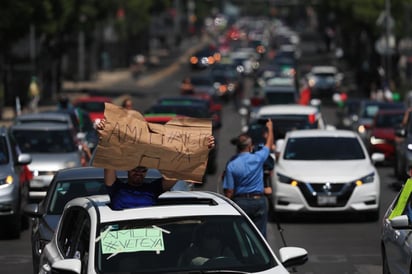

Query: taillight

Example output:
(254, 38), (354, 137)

(308, 114), (316, 124)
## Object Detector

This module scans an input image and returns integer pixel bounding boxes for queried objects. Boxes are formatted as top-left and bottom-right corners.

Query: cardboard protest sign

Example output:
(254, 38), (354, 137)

(92, 103), (212, 182)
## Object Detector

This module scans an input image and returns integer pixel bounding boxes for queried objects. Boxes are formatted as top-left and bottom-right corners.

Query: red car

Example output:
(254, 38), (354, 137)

(368, 109), (405, 162)
(72, 96), (112, 123)
(144, 113), (185, 124)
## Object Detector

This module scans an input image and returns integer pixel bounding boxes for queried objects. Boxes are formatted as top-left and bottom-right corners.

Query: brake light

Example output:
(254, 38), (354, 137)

(308, 114), (316, 124)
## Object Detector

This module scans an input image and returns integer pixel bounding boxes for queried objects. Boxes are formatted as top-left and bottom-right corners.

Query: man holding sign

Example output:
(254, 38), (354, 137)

(94, 103), (215, 210)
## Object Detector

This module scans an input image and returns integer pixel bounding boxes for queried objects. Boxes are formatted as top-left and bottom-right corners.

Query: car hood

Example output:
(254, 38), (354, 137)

(371, 128), (395, 140)
(277, 160), (376, 182)
(39, 214), (61, 241)
(0, 165), (13, 178)
(28, 153), (80, 171)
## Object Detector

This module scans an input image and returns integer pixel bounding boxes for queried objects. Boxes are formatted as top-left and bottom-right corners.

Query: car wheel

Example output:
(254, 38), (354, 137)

(6, 213), (21, 239)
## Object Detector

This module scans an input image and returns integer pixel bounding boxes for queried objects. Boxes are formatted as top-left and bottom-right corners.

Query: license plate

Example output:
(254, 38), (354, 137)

(317, 195), (337, 205)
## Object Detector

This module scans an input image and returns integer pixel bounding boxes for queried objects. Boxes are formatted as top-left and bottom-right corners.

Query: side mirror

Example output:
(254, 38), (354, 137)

(18, 153), (32, 165)
(279, 246), (308, 268)
(23, 203), (42, 218)
(371, 152), (385, 164)
(51, 258), (81, 274)
(390, 215), (411, 229)
(395, 126), (406, 137)
(310, 98), (321, 107)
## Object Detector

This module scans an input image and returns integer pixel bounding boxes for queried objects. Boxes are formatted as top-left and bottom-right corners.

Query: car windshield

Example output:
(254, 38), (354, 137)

(97, 216), (277, 273)
(283, 137), (365, 160)
(76, 101), (106, 113)
(13, 129), (77, 153)
(0, 137), (9, 164)
(249, 115), (319, 141)
(48, 180), (107, 214)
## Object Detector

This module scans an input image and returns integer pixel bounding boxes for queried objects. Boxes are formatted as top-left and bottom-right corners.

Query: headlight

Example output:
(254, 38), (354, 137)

(65, 161), (77, 168)
(370, 136), (386, 145)
(0, 175), (13, 185)
(277, 173), (299, 186)
(408, 144), (412, 151)
(357, 125), (366, 134)
(353, 172), (375, 186)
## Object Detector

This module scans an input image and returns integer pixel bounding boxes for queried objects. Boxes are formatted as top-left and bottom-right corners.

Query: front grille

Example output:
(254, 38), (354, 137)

(297, 182), (356, 207)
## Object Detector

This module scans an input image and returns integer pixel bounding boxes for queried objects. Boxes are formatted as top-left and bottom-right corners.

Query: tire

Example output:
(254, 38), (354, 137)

(6, 213), (21, 239)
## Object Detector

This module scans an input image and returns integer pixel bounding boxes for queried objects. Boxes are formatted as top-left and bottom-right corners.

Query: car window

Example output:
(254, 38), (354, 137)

(57, 206), (90, 274)
(0, 137), (9, 164)
(284, 137), (366, 160)
(97, 216), (276, 273)
(13, 129), (77, 153)
(49, 180), (107, 214)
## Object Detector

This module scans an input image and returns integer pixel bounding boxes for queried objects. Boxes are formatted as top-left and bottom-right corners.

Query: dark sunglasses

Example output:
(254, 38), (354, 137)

(131, 167), (148, 173)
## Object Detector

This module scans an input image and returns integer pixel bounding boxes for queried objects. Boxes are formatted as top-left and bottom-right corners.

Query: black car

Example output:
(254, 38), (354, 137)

(0, 127), (32, 239)
(23, 167), (117, 272)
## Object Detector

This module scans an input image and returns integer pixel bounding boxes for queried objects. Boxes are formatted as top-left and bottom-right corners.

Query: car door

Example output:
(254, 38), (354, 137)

(383, 183), (412, 273)
(56, 206), (91, 274)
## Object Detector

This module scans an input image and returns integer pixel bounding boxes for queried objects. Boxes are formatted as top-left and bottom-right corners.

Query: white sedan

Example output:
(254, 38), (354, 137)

(38, 191), (308, 274)
(272, 129), (384, 220)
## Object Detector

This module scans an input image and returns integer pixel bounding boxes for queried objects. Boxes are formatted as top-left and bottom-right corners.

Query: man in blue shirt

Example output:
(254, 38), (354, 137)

(97, 118), (215, 209)
(222, 119), (274, 237)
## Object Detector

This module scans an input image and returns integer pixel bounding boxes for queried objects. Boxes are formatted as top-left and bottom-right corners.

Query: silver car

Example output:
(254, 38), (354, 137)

(0, 126), (32, 238)
(381, 179), (412, 274)
(10, 122), (82, 201)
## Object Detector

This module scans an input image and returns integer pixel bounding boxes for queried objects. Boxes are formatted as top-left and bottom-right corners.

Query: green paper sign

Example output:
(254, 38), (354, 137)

(101, 228), (164, 254)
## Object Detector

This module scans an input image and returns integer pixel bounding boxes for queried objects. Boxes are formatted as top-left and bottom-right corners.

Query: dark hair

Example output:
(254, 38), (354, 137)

(230, 133), (252, 150)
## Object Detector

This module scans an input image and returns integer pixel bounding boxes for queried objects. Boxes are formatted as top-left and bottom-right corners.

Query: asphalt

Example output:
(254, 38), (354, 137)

(1, 34), (210, 127)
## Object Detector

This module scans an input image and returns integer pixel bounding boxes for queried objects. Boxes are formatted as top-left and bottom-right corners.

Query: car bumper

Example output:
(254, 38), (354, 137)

(0, 185), (19, 215)
(29, 175), (55, 200)
(273, 180), (379, 212)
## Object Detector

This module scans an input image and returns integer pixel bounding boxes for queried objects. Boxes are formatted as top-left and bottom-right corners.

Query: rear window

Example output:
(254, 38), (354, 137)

(12, 129), (77, 153)
(248, 115), (319, 141)
(147, 105), (210, 119)
(283, 137), (365, 160)
(265, 92), (296, 105)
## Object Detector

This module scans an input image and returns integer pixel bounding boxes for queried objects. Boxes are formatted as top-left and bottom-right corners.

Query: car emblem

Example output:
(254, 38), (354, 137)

(323, 182), (332, 193)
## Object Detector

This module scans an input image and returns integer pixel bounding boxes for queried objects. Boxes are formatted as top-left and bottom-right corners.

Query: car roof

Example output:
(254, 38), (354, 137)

(10, 122), (72, 130)
(14, 112), (71, 122)
(375, 108), (405, 115)
(310, 66), (338, 74)
(286, 129), (358, 138)
(73, 96), (112, 103)
(52, 166), (161, 181)
(67, 191), (242, 223)
(256, 104), (319, 116)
